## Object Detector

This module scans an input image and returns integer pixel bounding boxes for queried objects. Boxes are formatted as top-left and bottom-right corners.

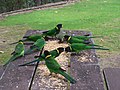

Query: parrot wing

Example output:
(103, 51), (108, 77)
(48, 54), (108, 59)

(15, 43), (24, 54)
(46, 57), (61, 71)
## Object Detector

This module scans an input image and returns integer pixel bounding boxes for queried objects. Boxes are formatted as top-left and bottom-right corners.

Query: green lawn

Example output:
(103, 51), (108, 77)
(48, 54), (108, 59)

(0, 0), (120, 64)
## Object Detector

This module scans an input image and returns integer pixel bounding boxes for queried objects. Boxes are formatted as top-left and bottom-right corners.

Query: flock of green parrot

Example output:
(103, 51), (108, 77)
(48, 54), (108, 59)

(3, 24), (109, 84)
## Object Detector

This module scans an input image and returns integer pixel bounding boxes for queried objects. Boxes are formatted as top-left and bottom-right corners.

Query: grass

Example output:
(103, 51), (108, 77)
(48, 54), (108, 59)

(0, 0), (120, 64)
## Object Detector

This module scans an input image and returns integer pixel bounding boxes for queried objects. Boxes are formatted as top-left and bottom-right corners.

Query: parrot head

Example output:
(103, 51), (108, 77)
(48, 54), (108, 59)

(44, 50), (51, 59)
(57, 47), (64, 54)
(65, 46), (72, 52)
(18, 40), (24, 44)
(18, 40), (23, 42)
(63, 35), (71, 41)
(56, 24), (63, 29)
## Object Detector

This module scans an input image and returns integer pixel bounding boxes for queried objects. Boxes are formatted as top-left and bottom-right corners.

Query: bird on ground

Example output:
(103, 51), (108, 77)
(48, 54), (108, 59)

(3, 40), (25, 67)
(43, 50), (76, 84)
(63, 35), (91, 44)
(25, 38), (45, 55)
(19, 47), (64, 66)
(42, 24), (63, 37)
(65, 43), (109, 53)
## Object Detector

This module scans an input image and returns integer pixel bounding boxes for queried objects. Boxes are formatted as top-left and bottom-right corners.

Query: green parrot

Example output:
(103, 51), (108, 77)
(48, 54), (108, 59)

(10, 34), (47, 45)
(65, 43), (109, 53)
(25, 38), (45, 55)
(63, 35), (90, 44)
(42, 24), (63, 37)
(3, 40), (25, 66)
(23, 34), (43, 42)
(19, 47), (64, 66)
(43, 50), (76, 84)
(73, 35), (102, 41)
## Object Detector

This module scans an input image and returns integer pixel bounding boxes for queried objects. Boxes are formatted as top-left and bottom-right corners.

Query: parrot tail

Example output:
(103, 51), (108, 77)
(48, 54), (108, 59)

(34, 56), (41, 58)
(34, 56), (44, 59)
(84, 41), (91, 44)
(89, 36), (103, 38)
(19, 59), (39, 66)
(3, 55), (18, 67)
(91, 47), (109, 50)
(88, 44), (103, 47)
(23, 36), (29, 38)
(9, 39), (26, 45)
(84, 34), (91, 36)
(9, 41), (19, 45)
(42, 31), (48, 34)
(59, 71), (76, 84)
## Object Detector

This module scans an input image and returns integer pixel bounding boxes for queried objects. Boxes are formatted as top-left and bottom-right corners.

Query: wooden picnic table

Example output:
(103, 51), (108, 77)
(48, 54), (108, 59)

(0, 30), (106, 90)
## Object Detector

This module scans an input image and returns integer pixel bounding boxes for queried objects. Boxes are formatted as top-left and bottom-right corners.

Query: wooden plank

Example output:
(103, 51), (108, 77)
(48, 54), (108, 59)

(68, 30), (104, 90)
(0, 30), (42, 90)
(70, 63), (104, 90)
(103, 68), (120, 90)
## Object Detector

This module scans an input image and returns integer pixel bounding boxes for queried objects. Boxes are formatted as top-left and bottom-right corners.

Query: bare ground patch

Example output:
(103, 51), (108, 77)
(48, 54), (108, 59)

(0, 26), (29, 64)
(98, 51), (120, 69)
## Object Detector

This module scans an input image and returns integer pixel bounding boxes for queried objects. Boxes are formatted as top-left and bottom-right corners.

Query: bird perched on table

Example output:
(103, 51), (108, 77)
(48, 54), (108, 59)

(22, 34), (44, 42)
(10, 34), (46, 45)
(43, 50), (76, 84)
(42, 24), (63, 38)
(3, 40), (25, 67)
(65, 43), (109, 53)
(25, 38), (45, 54)
(63, 35), (90, 44)
(19, 47), (64, 66)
